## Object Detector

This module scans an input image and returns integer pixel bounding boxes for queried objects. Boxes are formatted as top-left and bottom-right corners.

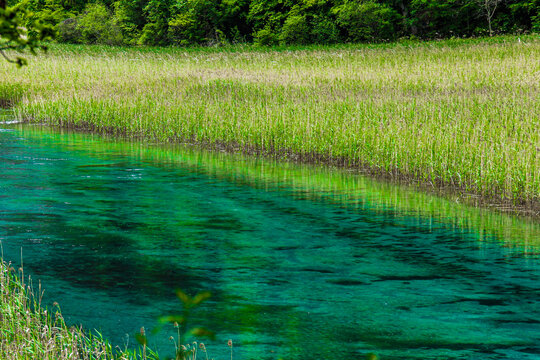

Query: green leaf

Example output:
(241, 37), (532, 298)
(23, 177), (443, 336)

(175, 289), (191, 305)
(135, 333), (147, 346)
(191, 291), (211, 306)
(189, 327), (215, 340)
(157, 315), (186, 324)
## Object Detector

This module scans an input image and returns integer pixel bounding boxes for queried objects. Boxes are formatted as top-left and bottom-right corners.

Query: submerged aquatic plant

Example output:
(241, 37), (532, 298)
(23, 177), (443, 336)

(0, 257), (158, 360)
(142, 289), (214, 360)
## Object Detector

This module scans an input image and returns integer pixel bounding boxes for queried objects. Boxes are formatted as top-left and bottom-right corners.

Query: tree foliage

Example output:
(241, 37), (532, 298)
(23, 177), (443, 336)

(4, 0), (539, 47)
(334, 0), (398, 42)
(0, 0), (55, 66)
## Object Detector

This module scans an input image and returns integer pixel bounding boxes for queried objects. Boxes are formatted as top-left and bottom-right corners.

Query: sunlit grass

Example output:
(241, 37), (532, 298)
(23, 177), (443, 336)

(16, 125), (540, 251)
(0, 256), (233, 360)
(0, 259), (159, 360)
(1, 35), (538, 203)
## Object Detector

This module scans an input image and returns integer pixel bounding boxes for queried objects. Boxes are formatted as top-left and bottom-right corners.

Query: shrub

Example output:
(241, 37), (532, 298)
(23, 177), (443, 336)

(168, 12), (199, 45)
(311, 17), (340, 44)
(112, 0), (145, 45)
(279, 14), (310, 44)
(254, 27), (279, 45)
(77, 3), (124, 45)
(57, 17), (82, 43)
(333, 0), (398, 42)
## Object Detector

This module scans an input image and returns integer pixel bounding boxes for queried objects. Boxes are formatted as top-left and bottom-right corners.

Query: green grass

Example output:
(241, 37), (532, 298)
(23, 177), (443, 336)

(0, 258), (160, 360)
(17, 125), (540, 251)
(0, 254), (237, 360)
(1, 35), (539, 204)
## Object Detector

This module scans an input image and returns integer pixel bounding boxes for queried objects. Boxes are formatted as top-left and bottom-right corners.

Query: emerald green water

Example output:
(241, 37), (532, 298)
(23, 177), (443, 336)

(1, 124), (539, 360)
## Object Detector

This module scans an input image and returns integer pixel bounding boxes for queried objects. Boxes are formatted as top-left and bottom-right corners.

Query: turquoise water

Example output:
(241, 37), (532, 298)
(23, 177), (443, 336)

(0, 125), (539, 360)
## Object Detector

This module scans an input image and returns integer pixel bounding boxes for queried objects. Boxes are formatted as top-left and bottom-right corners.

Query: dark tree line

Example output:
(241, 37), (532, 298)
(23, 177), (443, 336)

(6, 0), (539, 46)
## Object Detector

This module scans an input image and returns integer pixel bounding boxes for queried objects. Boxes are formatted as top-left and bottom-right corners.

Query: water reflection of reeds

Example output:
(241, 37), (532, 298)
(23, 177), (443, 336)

(14, 125), (540, 253)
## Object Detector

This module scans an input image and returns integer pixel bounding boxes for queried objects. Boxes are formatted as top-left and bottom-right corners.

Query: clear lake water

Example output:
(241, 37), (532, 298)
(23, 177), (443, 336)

(0, 124), (539, 360)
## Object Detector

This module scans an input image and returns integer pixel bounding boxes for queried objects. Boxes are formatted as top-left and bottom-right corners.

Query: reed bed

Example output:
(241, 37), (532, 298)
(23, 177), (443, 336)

(1, 35), (538, 203)
(16, 125), (540, 250)
(0, 259), (156, 360)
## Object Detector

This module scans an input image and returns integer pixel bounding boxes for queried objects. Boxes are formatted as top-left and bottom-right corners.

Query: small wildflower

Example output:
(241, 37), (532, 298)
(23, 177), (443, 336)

(227, 339), (233, 347)
(174, 321), (179, 328)
(199, 343), (206, 350)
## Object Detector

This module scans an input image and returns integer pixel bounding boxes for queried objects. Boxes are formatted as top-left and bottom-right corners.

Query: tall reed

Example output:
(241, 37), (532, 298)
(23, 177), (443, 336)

(0, 259), (157, 360)
(1, 35), (538, 203)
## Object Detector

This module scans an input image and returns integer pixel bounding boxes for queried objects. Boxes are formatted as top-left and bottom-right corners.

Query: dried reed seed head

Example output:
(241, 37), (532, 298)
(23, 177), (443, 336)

(228, 339), (233, 347)
(140, 327), (145, 336)
(169, 336), (174, 341)
(199, 343), (206, 350)
(174, 321), (179, 328)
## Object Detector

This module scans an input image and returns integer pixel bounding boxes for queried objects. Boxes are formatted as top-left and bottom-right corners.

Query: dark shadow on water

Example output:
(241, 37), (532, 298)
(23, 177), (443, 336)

(0, 125), (539, 360)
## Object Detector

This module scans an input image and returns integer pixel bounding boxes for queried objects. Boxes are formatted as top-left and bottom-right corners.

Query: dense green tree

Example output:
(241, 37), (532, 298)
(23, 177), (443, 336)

(78, 2), (123, 44)
(288, 0), (340, 44)
(333, 0), (398, 41)
(138, 0), (172, 45)
(168, 0), (224, 45)
(409, 0), (479, 38)
(249, 0), (294, 44)
(112, 0), (147, 44)
(3, 0), (538, 49)
(502, 0), (540, 32)
(279, 11), (310, 44)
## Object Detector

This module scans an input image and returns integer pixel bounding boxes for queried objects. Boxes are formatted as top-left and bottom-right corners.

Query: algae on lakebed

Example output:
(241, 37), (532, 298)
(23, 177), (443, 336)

(14, 124), (540, 252)
(1, 123), (539, 360)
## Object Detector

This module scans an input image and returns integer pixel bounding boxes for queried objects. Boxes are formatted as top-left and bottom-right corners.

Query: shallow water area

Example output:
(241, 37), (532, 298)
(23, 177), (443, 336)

(0, 124), (539, 360)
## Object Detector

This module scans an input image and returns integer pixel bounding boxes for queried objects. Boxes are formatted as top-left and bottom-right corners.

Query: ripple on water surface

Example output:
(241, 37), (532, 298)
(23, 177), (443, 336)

(0, 125), (539, 360)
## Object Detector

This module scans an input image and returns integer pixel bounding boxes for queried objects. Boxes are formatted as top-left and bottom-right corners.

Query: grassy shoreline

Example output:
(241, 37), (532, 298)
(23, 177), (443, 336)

(0, 259), (158, 360)
(1, 35), (539, 213)
(15, 124), (540, 248)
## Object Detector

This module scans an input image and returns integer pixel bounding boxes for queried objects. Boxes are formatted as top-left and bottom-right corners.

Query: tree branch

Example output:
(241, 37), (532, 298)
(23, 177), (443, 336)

(0, 44), (25, 51)
(0, 49), (17, 63)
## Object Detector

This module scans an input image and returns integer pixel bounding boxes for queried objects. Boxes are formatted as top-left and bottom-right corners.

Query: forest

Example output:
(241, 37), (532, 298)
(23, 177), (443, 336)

(5, 0), (539, 46)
